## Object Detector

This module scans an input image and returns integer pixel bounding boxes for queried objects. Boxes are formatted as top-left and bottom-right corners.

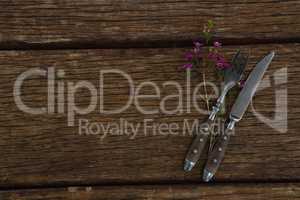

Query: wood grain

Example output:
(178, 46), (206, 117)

(0, 44), (299, 187)
(0, 183), (299, 200)
(0, 0), (299, 46)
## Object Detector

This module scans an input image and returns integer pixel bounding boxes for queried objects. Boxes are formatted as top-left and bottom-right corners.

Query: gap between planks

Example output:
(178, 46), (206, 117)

(0, 37), (299, 51)
(0, 182), (299, 200)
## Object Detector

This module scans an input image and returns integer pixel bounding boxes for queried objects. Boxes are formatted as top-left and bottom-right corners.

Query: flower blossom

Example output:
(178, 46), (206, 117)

(193, 41), (203, 58)
(213, 41), (222, 48)
(238, 79), (246, 88)
(185, 52), (194, 61)
(208, 52), (231, 69)
(193, 41), (203, 48)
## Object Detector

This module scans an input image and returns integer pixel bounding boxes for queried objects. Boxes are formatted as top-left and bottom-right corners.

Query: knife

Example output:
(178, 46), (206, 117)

(202, 51), (275, 182)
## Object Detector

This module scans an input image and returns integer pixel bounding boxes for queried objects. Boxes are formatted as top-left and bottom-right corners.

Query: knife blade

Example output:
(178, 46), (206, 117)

(230, 51), (275, 122)
(203, 51), (275, 182)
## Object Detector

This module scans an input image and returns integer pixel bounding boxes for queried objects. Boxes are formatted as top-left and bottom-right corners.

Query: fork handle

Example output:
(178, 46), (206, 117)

(184, 119), (213, 171)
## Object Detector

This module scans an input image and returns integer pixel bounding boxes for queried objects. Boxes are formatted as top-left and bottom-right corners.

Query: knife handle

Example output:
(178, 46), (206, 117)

(184, 120), (213, 171)
(203, 129), (233, 181)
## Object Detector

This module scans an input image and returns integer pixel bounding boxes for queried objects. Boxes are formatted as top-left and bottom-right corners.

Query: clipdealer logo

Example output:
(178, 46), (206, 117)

(13, 67), (288, 137)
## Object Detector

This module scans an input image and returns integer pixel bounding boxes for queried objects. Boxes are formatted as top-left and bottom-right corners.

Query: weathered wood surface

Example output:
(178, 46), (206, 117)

(1, 183), (299, 200)
(0, 0), (299, 46)
(0, 43), (299, 187)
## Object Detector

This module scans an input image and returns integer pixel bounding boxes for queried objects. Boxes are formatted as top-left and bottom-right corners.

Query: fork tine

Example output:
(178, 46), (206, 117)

(232, 49), (241, 62)
(234, 51), (247, 75)
(224, 50), (247, 85)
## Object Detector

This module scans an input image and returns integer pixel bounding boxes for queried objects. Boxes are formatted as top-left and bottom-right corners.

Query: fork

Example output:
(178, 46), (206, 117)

(184, 50), (248, 171)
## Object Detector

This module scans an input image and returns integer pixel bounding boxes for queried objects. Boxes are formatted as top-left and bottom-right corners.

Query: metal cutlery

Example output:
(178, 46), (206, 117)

(202, 51), (275, 182)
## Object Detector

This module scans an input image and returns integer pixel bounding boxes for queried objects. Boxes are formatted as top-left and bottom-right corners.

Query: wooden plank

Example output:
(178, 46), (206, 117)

(0, 0), (299, 46)
(0, 183), (299, 200)
(0, 44), (299, 187)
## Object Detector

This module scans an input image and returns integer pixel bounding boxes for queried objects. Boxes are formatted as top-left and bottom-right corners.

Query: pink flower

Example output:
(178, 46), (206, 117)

(222, 62), (231, 69)
(193, 41), (203, 48)
(216, 62), (224, 68)
(216, 62), (231, 69)
(193, 40), (203, 56)
(238, 79), (246, 88)
(182, 63), (193, 69)
(213, 41), (222, 48)
(208, 52), (231, 70)
(185, 52), (194, 61)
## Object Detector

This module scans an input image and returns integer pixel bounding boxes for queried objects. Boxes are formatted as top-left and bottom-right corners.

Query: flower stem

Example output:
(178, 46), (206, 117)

(201, 62), (215, 153)
(202, 72), (210, 112)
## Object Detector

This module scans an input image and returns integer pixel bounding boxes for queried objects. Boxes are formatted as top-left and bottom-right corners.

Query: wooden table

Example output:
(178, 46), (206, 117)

(0, 1), (300, 199)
